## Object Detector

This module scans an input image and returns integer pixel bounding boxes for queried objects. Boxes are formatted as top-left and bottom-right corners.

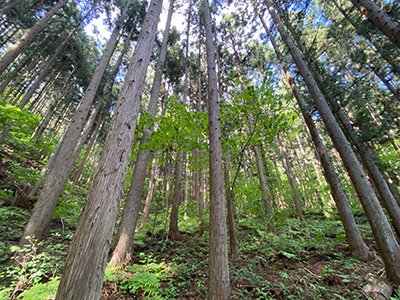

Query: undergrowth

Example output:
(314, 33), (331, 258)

(1, 197), (399, 299)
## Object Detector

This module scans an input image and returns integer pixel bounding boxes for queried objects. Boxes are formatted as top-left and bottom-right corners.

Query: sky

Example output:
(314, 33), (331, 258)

(84, 1), (187, 46)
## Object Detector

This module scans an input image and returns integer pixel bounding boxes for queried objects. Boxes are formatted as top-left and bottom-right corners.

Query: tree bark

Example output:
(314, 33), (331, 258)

(223, 154), (239, 261)
(0, 0), (69, 75)
(55, 0), (162, 298)
(109, 0), (174, 265)
(331, 0), (400, 75)
(168, 151), (184, 241)
(257, 10), (370, 255)
(265, 0), (400, 282)
(19, 0), (130, 245)
(349, 0), (400, 50)
(141, 156), (158, 226)
(203, 0), (230, 297)
(332, 101), (400, 239)
(279, 133), (306, 223)
(253, 145), (276, 233)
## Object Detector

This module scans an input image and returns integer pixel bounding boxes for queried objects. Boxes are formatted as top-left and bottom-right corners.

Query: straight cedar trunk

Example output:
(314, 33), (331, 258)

(109, 0), (174, 266)
(332, 102), (400, 239)
(193, 152), (199, 216)
(255, 4), (370, 257)
(278, 133), (306, 224)
(71, 27), (133, 168)
(223, 154), (238, 261)
(109, 147), (151, 265)
(198, 167), (205, 235)
(163, 158), (172, 228)
(259, 145), (277, 207)
(282, 0), (400, 240)
(265, 0), (400, 283)
(0, 0), (68, 75)
(18, 0), (131, 246)
(70, 51), (122, 185)
(203, 0), (230, 297)
(349, 0), (400, 50)
(141, 156), (158, 226)
(54, 0), (162, 298)
(253, 145), (276, 233)
(168, 151), (184, 241)
(295, 135), (324, 208)
(331, 0), (400, 75)
(0, 44), (45, 95)
(0, 21), (83, 145)
(167, 0), (190, 240)
(72, 114), (103, 185)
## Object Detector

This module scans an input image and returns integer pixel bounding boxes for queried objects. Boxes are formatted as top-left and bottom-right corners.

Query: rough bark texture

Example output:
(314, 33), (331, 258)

(109, 149), (151, 266)
(0, 0), (68, 75)
(110, 0), (174, 265)
(19, 0), (129, 245)
(203, 0), (230, 297)
(54, 0), (162, 298)
(265, 0), (400, 283)
(350, 0), (400, 49)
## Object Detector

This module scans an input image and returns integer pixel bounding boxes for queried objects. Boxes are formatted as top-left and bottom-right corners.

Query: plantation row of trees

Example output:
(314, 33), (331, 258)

(1, 0), (400, 298)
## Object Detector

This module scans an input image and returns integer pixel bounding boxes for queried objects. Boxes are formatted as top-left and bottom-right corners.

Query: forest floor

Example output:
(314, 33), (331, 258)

(99, 212), (398, 300)
(0, 148), (400, 299)
(1, 197), (400, 300)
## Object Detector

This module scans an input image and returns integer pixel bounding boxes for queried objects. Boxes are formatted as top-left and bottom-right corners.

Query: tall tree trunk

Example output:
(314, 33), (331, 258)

(54, 0), (162, 298)
(255, 2), (372, 259)
(0, 40), (49, 95)
(279, 134), (306, 223)
(0, 25), (81, 144)
(109, 0), (174, 266)
(72, 115), (103, 186)
(198, 167), (205, 235)
(265, 0), (400, 282)
(223, 152), (238, 261)
(166, 0), (190, 240)
(203, 0), (230, 297)
(141, 156), (158, 226)
(332, 101), (400, 239)
(0, 0), (69, 75)
(168, 151), (184, 241)
(253, 145), (276, 233)
(331, 0), (400, 75)
(18, 0), (131, 245)
(31, 62), (81, 144)
(349, 0), (400, 50)
(259, 144), (277, 208)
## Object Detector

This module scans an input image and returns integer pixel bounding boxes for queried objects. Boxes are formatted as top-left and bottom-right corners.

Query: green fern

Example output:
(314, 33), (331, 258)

(123, 272), (160, 295)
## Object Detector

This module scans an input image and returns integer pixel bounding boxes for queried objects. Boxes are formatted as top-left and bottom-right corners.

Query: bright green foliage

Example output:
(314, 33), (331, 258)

(0, 235), (68, 293)
(222, 73), (289, 149)
(18, 277), (59, 300)
(3, 159), (42, 186)
(105, 263), (167, 298)
(0, 104), (40, 147)
(0, 205), (30, 259)
(121, 272), (160, 296)
(144, 97), (209, 155)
